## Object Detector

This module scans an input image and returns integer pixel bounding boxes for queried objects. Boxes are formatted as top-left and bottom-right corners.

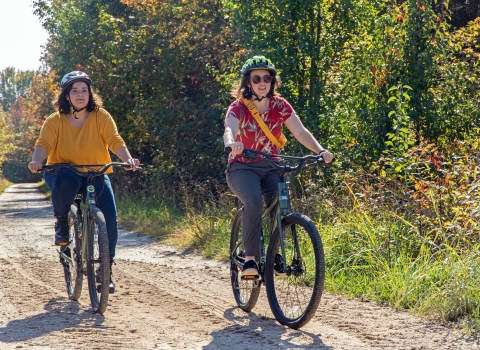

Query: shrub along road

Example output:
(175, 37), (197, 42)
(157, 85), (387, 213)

(0, 183), (478, 350)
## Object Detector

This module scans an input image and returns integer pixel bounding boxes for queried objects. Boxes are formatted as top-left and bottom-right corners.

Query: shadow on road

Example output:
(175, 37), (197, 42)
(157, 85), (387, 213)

(203, 307), (330, 350)
(0, 297), (106, 342)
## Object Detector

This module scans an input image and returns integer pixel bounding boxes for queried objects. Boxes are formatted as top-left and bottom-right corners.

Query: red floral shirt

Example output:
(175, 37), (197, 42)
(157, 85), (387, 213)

(225, 97), (295, 163)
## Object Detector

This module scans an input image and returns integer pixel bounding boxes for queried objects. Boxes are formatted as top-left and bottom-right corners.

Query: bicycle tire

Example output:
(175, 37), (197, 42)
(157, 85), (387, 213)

(61, 204), (83, 301)
(86, 207), (110, 314)
(265, 213), (325, 329)
(230, 208), (261, 312)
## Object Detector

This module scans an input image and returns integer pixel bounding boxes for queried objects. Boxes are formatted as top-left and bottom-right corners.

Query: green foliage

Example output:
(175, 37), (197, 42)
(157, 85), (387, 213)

(34, 0), (240, 200)
(2, 149), (43, 183)
(383, 84), (416, 173)
(225, 0), (374, 150)
(31, 0), (480, 194)
(225, 0), (470, 166)
(0, 69), (55, 183)
(0, 110), (13, 165)
(430, 17), (480, 143)
(0, 68), (35, 111)
(385, 85), (415, 151)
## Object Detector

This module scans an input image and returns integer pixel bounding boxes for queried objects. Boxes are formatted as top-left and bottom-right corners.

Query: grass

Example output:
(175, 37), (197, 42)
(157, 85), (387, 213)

(116, 195), (233, 260)
(317, 203), (480, 338)
(0, 177), (12, 194)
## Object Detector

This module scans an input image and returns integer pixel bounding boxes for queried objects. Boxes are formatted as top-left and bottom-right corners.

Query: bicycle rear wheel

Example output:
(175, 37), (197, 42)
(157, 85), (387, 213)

(265, 213), (325, 329)
(60, 204), (83, 301)
(86, 207), (110, 314)
(230, 208), (261, 312)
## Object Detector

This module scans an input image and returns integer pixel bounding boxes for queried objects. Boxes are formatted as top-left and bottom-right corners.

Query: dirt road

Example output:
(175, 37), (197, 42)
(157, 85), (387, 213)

(0, 183), (478, 350)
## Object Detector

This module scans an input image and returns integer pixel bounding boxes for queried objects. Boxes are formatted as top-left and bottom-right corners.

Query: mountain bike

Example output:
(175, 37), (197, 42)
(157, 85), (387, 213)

(43, 162), (135, 315)
(227, 148), (331, 329)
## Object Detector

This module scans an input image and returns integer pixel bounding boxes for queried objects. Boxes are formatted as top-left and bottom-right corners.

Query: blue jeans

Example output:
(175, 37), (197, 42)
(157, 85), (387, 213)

(44, 169), (118, 259)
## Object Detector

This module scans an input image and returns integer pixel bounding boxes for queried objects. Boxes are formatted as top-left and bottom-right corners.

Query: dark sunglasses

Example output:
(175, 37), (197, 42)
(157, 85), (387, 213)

(251, 75), (273, 84)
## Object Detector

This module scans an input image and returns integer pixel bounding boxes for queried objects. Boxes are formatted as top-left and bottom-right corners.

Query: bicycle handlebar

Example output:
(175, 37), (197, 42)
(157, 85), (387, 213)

(224, 146), (333, 173)
(41, 162), (143, 177)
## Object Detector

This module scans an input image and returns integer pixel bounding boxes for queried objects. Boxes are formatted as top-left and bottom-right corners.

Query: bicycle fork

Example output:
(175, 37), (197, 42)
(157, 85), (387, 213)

(276, 176), (295, 273)
(81, 183), (97, 271)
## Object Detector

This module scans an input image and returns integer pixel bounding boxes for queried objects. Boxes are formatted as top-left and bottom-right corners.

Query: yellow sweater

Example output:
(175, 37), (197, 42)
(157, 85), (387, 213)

(35, 108), (126, 173)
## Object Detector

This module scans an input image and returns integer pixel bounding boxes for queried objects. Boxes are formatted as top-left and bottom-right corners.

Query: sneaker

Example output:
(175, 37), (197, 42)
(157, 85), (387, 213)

(54, 215), (69, 246)
(274, 253), (286, 276)
(241, 259), (258, 277)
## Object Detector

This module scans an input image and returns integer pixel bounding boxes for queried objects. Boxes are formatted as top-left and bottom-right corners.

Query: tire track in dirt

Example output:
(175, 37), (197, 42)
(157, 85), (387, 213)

(0, 183), (478, 350)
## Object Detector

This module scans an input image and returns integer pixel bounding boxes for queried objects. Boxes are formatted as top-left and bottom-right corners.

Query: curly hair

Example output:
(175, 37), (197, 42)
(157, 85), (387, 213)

(230, 71), (281, 99)
(53, 84), (103, 114)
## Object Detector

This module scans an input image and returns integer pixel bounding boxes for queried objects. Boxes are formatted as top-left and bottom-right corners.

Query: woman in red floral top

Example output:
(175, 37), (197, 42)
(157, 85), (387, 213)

(224, 56), (333, 276)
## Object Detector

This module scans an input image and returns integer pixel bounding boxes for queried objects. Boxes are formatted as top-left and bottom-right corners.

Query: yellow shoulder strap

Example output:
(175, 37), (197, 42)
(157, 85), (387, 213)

(241, 98), (283, 149)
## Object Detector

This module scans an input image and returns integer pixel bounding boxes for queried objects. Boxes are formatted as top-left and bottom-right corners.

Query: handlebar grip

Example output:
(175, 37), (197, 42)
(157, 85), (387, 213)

(224, 146), (232, 154)
(317, 155), (336, 163)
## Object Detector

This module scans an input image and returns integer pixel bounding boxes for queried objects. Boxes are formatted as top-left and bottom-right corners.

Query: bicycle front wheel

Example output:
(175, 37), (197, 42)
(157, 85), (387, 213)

(230, 208), (261, 312)
(265, 213), (325, 329)
(86, 207), (110, 314)
(61, 204), (83, 301)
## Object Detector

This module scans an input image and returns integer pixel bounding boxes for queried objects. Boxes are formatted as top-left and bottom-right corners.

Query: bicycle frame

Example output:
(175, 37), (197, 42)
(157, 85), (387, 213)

(228, 147), (329, 281)
(49, 162), (141, 314)
(260, 174), (298, 278)
(57, 177), (102, 274)
(231, 175), (295, 283)
(227, 147), (331, 327)
(53, 162), (139, 273)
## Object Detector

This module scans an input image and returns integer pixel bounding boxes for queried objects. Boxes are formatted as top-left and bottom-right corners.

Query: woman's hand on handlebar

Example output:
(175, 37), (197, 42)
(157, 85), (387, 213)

(319, 150), (334, 163)
(125, 158), (140, 171)
(226, 142), (244, 155)
(28, 161), (44, 173)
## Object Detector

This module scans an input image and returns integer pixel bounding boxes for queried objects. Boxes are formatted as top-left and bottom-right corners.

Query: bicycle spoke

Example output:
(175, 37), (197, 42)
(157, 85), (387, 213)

(86, 208), (110, 314)
(61, 205), (83, 301)
(266, 213), (325, 329)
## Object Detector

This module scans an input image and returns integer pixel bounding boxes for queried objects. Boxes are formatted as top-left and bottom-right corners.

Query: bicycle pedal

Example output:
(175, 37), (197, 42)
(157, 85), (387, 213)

(241, 274), (260, 280)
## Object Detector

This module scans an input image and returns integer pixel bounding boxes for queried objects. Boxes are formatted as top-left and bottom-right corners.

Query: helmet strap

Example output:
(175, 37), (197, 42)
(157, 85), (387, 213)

(251, 90), (267, 102)
(68, 95), (87, 119)
(72, 106), (87, 119)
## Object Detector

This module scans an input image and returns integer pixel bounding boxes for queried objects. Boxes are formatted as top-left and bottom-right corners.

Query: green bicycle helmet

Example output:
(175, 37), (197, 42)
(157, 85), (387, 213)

(241, 56), (276, 75)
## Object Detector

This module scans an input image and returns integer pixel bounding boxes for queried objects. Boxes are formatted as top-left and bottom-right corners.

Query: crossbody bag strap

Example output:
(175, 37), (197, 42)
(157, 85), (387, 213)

(241, 98), (282, 148)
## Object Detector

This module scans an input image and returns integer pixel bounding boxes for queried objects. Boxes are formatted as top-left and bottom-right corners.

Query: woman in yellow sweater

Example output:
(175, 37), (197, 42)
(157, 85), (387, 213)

(28, 71), (139, 293)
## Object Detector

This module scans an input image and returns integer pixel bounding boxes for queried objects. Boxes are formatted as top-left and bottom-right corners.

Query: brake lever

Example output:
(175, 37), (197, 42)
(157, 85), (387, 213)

(224, 146), (257, 160)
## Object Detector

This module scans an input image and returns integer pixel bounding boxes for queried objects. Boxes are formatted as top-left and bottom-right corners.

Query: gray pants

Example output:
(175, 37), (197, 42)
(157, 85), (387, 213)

(226, 159), (279, 259)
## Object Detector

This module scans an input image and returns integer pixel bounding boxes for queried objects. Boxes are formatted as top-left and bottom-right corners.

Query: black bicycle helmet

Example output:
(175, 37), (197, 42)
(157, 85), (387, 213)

(241, 56), (276, 75)
(60, 71), (92, 91)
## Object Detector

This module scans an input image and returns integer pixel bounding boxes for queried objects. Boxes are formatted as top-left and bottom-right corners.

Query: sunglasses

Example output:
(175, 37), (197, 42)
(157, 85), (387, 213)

(251, 75), (273, 84)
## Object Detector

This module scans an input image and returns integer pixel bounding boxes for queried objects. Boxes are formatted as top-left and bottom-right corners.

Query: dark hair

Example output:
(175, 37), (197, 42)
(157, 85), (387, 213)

(53, 84), (103, 114)
(230, 71), (281, 99)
